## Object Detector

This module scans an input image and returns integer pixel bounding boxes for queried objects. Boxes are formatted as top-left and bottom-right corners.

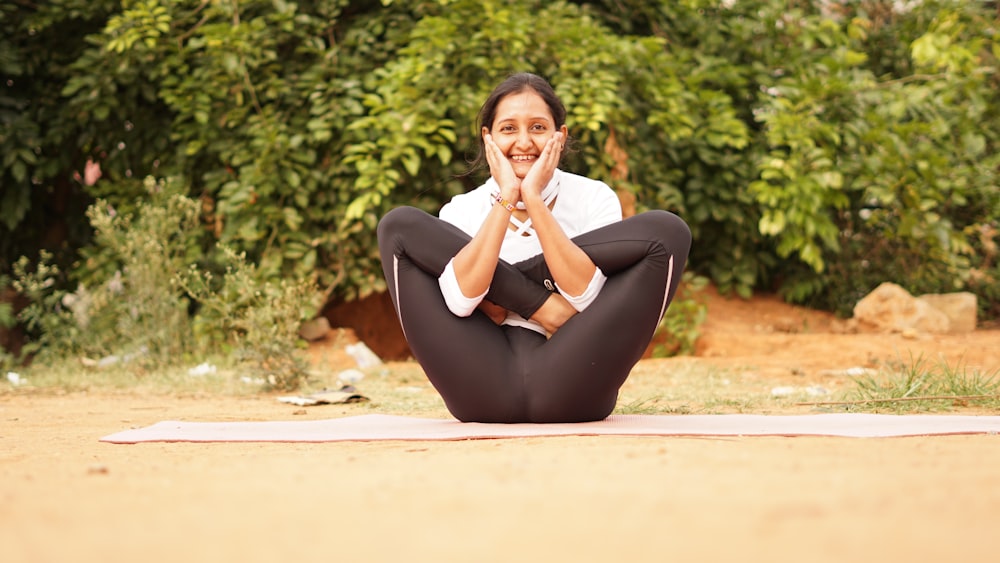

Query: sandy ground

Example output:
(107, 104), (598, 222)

(2, 290), (1000, 563)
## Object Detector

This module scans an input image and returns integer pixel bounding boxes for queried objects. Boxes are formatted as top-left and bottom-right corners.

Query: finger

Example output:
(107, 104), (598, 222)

(484, 134), (499, 165)
(523, 135), (562, 190)
(545, 132), (564, 164)
(484, 136), (507, 175)
(533, 135), (559, 172)
(484, 135), (520, 196)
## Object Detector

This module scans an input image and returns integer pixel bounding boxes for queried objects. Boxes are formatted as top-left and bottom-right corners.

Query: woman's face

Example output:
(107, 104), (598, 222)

(483, 89), (567, 179)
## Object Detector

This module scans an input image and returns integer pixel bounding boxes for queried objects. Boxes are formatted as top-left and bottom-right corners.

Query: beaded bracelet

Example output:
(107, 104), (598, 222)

(491, 190), (515, 212)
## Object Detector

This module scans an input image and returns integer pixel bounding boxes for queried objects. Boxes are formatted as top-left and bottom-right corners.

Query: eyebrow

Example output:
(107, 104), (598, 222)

(495, 116), (553, 124)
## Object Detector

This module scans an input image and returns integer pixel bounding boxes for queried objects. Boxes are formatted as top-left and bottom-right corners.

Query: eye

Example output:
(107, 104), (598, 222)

(499, 125), (516, 133)
(530, 123), (548, 132)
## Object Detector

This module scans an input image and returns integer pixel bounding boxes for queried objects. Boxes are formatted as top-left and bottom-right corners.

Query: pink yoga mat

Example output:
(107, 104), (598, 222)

(100, 413), (1000, 443)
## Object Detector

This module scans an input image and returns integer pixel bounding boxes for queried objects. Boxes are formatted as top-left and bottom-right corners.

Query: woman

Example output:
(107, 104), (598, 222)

(377, 72), (691, 423)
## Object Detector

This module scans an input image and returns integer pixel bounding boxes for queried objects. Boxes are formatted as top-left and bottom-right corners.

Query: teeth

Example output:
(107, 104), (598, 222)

(511, 156), (536, 162)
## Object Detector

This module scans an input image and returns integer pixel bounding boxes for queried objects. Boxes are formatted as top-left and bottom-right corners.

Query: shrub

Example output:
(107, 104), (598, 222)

(13, 176), (318, 389)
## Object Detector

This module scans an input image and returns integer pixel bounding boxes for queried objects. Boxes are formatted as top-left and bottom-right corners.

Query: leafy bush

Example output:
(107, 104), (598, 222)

(13, 176), (318, 389)
(3, 0), (999, 371)
(176, 245), (318, 390)
(14, 177), (199, 364)
(748, 3), (1000, 316)
(650, 272), (709, 358)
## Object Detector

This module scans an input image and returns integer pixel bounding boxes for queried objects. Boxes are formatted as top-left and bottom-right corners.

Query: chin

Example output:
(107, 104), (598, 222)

(511, 164), (533, 177)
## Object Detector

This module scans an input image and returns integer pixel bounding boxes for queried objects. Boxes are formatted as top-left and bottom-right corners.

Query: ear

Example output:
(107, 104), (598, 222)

(558, 124), (568, 138)
(482, 126), (490, 141)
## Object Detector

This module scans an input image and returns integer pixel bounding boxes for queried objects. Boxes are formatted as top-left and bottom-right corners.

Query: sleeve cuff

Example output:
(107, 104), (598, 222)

(556, 267), (607, 312)
(438, 259), (487, 317)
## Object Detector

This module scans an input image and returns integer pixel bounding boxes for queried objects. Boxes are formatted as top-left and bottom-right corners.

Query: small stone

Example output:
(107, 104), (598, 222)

(298, 316), (331, 341)
(819, 367), (878, 377)
(337, 368), (365, 384)
(771, 386), (795, 397)
(345, 341), (382, 368)
(805, 386), (830, 396)
(187, 362), (216, 376)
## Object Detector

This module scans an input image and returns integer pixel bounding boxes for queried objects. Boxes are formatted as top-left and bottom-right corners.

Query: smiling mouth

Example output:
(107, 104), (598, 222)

(510, 155), (537, 163)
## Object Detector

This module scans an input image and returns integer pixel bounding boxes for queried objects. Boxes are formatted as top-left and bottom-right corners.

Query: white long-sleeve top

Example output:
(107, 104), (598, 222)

(437, 169), (623, 335)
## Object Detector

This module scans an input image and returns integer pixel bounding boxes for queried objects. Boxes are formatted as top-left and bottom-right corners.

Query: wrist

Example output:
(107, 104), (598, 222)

(520, 190), (545, 210)
(491, 190), (515, 212)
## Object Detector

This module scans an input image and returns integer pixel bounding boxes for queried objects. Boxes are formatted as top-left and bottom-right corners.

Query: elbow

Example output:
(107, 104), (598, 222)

(439, 259), (487, 317)
(557, 267), (607, 312)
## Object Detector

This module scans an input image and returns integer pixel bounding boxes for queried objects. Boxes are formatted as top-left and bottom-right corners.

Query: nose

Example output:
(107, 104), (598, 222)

(514, 129), (532, 150)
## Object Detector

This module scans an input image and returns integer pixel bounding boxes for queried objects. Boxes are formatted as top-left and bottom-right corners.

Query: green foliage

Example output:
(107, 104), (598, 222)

(12, 176), (318, 389)
(750, 3), (1000, 315)
(176, 245), (319, 391)
(0, 274), (17, 371)
(0, 275), (12, 330)
(3, 0), (1000, 370)
(650, 272), (709, 358)
(13, 252), (81, 361)
(13, 177), (202, 364)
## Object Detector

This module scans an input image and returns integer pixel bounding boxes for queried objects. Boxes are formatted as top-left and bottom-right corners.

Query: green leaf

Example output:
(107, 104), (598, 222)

(401, 150), (420, 177)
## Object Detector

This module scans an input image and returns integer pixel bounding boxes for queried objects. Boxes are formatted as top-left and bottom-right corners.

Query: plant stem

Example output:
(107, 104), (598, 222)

(797, 394), (1000, 406)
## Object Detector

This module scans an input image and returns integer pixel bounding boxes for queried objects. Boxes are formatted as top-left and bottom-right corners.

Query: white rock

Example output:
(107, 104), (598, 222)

(805, 385), (830, 397)
(819, 367), (878, 377)
(771, 386), (796, 397)
(917, 292), (978, 333)
(346, 342), (382, 369)
(188, 362), (217, 376)
(337, 368), (365, 384)
(853, 282), (950, 333)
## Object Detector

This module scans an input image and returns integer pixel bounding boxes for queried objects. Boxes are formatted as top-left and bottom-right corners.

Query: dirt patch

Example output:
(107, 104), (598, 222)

(3, 289), (999, 563)
(691, 285), (998, 376)
(321, 285), (1000, 375)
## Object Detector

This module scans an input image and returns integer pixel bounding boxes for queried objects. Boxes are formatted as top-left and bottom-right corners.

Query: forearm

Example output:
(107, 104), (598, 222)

(451, 202), (513, 297)
(523, 194), (596, 297)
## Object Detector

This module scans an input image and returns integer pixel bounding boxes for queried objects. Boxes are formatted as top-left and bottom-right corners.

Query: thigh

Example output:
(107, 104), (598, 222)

(521, 211), (692, 421)
(522, 263), (671, 422)
(390, 256), (526, 422)
(377, 207), (534, 422)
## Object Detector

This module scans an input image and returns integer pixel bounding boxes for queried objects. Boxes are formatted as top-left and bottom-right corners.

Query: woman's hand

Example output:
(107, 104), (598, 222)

(484, 134), (521, 202)
(520, 131), (564, 204)
(529, 292), (577, 335)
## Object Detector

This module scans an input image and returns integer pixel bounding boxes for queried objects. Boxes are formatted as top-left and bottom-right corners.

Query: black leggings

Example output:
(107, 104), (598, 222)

(377, 206), (691, 423)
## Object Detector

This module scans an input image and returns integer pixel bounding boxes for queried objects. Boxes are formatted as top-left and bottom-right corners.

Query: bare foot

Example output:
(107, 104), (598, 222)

(477, 300), (508, 325)
(530, 293), (577, 335)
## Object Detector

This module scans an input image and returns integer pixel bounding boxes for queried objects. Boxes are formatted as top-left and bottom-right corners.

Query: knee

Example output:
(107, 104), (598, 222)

(637, 210), (692, 254)
(377, 206), (424, 243)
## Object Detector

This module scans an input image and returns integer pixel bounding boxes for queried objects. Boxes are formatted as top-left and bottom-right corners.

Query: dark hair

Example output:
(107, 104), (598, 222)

(466, 72), (569, 174)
